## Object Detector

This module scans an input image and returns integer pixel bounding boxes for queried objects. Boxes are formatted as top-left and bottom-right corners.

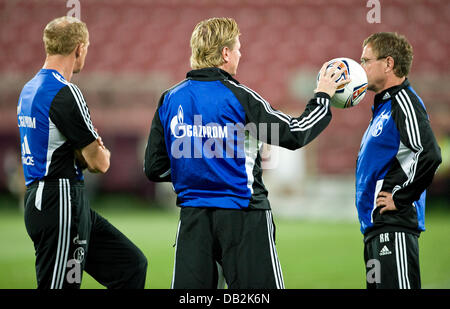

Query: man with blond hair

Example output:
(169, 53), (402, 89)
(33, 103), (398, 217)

(144, 17), (348, 288)
(357, 32), (441, 289)
(18, 16), (147, 289)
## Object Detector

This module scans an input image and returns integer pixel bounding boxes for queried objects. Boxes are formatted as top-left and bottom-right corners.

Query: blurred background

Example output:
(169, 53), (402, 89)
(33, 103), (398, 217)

(0, 0), (448, 289)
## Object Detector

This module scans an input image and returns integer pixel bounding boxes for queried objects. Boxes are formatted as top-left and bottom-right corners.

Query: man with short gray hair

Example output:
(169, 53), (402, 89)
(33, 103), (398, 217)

(357, 32), (441, 289)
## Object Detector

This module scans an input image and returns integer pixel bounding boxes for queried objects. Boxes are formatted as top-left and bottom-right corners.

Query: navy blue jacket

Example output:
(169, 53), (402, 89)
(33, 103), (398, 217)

(145, 68), (332, 210)
(356, 79), (441, 241)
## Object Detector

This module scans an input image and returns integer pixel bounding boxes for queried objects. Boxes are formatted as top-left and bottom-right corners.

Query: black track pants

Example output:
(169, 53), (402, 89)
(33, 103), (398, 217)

(171, 207), (284, 289)
(364, 231), (420, 289)
(24, 179), (148, 289)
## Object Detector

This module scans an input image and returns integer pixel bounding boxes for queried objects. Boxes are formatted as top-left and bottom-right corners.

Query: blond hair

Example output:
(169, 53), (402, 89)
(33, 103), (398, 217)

(43, 16), (88, 55)
(363, 32), (413, 78)
(190, 17), (240, 69)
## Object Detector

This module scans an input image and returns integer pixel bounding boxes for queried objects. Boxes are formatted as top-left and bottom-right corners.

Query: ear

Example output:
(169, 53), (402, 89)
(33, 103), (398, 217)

(385, 56), (395, 73)
(75, 43), (83, 58)
(221, 46), (230, 63)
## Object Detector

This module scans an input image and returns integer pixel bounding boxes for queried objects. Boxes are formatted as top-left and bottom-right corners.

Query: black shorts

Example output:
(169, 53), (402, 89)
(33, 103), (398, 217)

(171, 207), (284, 289)
(364, 231), (420, 289)
(24, 179), (147, 289)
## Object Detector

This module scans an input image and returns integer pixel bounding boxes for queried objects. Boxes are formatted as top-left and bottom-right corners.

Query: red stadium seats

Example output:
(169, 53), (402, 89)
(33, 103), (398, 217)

(0, 0), (448, 180)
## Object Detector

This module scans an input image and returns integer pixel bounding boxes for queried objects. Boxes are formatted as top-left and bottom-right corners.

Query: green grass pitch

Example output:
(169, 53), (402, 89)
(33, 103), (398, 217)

(0, 194), (449, 289)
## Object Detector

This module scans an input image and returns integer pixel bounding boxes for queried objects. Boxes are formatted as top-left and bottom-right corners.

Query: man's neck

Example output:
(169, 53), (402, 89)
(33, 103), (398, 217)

(42, 55), (75, 82)
(218, 64), (235, 77)
(376, 76), (406, 94)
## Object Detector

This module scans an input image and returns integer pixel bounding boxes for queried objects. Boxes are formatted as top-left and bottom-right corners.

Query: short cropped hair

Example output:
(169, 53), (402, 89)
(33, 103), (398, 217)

(363, 32), (413, 77)
(190, 17), (240, 69)
(43, 16), (88, 55)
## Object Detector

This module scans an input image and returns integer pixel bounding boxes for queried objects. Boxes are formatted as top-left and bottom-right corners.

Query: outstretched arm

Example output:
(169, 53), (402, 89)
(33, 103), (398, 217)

(222, 62), (350, 150)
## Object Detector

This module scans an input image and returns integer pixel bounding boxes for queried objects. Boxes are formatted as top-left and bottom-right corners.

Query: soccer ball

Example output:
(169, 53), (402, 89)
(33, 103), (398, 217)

(319, 57), (368, 108)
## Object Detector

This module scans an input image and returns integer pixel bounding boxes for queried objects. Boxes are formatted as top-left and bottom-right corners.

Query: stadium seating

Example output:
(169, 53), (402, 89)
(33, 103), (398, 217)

(0, 0), (448, 193)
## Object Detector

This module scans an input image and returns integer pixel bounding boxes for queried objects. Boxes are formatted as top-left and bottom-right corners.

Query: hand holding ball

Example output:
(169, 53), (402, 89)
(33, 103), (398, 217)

(316, 58), (368, 108)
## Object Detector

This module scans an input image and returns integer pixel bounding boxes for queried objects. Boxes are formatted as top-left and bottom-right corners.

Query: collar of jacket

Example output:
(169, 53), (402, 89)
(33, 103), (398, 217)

(186, 67), (240, 84)
(373, 78), (410, 111)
